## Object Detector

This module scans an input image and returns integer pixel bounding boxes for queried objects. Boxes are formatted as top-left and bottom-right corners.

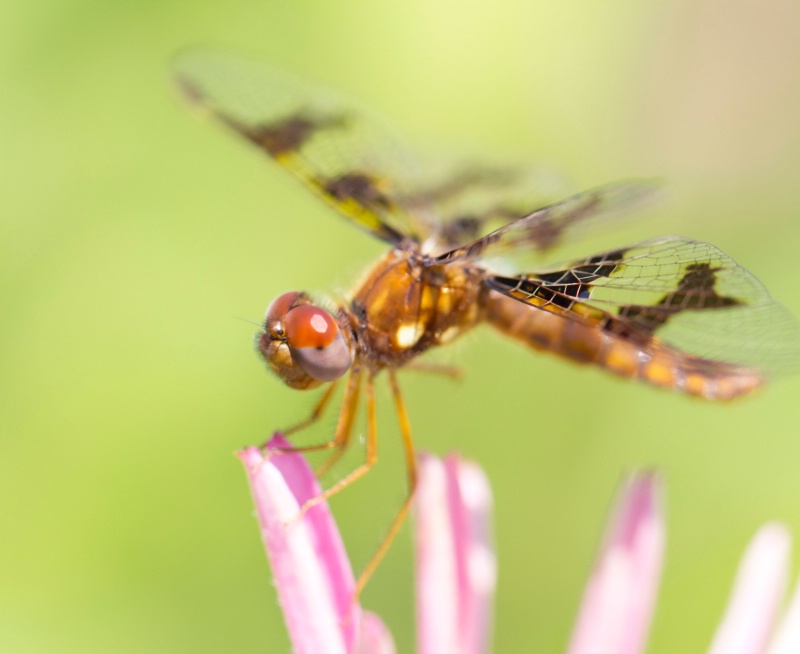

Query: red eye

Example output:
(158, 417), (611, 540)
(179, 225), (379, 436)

(284, 305), (339, 348)
(266, 291), (302, 321)
(282, 305), (352, 381)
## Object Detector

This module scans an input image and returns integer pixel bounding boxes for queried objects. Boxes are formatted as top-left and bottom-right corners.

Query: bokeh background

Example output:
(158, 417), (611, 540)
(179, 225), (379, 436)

(3, 1), (800, 652)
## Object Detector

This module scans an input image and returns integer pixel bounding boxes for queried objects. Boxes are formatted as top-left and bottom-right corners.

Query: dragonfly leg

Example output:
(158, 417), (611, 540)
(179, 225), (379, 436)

(294, 374), (378, 519)
(267, 368), (361, 455)
(403, 360), (464, 380)
(315, 429), (351, 477)
(353, 368), (417, 599)
(282, 380), (339, 437)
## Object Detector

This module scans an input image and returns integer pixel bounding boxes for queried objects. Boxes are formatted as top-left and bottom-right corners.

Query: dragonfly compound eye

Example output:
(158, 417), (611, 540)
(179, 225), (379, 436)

(266, 291), (303, 322)
(285, 305), (352, 381)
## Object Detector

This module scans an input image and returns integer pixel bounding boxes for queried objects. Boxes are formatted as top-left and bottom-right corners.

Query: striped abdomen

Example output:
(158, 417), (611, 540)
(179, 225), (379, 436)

(483, 291), (763, 400)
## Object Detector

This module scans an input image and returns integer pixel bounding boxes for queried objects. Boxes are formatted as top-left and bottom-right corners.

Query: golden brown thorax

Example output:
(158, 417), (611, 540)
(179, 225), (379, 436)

(347, 248), (486, 370)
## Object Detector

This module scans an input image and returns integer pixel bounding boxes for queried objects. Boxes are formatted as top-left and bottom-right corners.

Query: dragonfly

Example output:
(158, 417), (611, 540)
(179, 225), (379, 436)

(175, 50), (800, 594)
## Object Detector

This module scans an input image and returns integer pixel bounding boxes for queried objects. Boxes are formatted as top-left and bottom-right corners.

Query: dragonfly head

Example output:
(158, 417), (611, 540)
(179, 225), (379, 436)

(258, 291), (353, 389)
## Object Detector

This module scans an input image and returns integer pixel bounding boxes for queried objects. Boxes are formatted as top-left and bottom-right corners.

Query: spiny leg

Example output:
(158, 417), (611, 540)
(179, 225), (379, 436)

(295, 374), (378, 518)
(313, 378), (364, 475)
(403, 360), (464, 381)
(353, 368), (417, 599)
(268, 368), (361, 456)
(283, 380), (339, 437)
(315, 433), (350, 478)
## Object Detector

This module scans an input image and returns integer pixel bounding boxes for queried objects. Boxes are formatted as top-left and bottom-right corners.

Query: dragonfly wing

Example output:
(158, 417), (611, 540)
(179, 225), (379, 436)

(174, 49), (432, 245)
(485, 236), (800, 393)
(433, 179), (660, 264)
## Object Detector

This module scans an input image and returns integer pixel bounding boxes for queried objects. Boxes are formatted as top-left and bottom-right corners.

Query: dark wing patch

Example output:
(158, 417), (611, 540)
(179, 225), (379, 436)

(174, 50), (428, 245)
(432, 180), (659, 263)
(397, 163), (568, 250)
(491, 250), (627, 309)
(238, 113), (344, 157)
(176, 51), (663, 256)
(486, 236), (800, 375)
(618, 262), (741, 333)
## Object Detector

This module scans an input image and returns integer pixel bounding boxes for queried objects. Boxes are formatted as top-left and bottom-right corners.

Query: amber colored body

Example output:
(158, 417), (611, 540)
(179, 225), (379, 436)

(483, 290), (761, 400)
(344, 248), (486, 370)
(339, 246), (762, 399)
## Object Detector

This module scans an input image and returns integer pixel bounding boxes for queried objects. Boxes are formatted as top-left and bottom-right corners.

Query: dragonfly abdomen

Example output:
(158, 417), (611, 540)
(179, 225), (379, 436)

(483, 291), (763, 400)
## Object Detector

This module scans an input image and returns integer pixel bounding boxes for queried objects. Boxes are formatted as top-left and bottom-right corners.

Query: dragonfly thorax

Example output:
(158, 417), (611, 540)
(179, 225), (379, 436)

(350, 249), (487, 369)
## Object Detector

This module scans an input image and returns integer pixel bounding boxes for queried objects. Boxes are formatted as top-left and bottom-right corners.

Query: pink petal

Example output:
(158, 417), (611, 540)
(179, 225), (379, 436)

(239, 435), (365, 654)
(356, 612), (397, 654)
(767, 567), (800, 654)
(568, 472), (665, 654)
(415, 453), (496, 654)
(708, 523), (790, 654)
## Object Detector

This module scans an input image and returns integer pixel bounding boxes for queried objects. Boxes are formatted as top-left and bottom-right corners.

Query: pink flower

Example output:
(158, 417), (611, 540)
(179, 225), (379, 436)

(238, 436), (368, 654)
(239, 437), (495, 654)
(568, 472), (665, 654)
(414, 453), (496, 654)
(707, 523), (799, 654)
(569, 474), (800, 654)
(239, 440), (800, 653)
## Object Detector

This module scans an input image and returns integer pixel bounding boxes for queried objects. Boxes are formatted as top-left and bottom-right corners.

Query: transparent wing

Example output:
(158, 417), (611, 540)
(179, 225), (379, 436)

(396, 160), (569, 250)
(174, 49), (430, 245)
(175, 51), (661, 257)
(486, 236), (800, 376)
(433, 180), (660, 263)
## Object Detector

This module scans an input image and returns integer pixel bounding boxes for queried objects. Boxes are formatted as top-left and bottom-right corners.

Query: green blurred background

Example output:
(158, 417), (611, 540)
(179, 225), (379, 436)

(3, 1), (800, 652)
